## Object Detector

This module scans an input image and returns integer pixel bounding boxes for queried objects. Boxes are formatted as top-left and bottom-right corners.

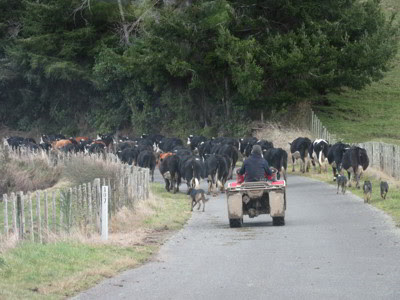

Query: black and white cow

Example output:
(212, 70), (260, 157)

(263, 148), (288, 181)
(215, 154), (231, 192)
(309, 139), (330, 173)
(179, 155), (205, 192)
(341, 146), (369, 188)
(198, 140), (213, 161)
(41, 134), (65, 144)
(289, 137), (312, 173)
(243, 139), (274, 157)
(327, 142), (350, 181)
(187, 135), (207, 151)
(212, 144), (238, 179)
(239, 137), (258, 155)
(204, 154), (219, 195)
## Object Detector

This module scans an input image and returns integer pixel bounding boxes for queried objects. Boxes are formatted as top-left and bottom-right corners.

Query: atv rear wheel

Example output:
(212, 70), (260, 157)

(272, 216), (285, 226)
(229, 218), (242, 228)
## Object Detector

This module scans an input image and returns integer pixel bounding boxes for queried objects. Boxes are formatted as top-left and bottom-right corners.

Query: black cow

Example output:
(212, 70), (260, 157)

(204, 155), (219, 195)
(239, 137), (258, 155)
(263, 148), (288, 181)
(179, 155), (205, 192)
(118, 147), (140, 165)
(41, 134), (65, 144)
(215, 154), (230, 192)
(290, 137), (312, 173)
(198, 140), (214, 160)
(327, 142), (350, 181)
(213, 144), (238, 179)
(158, 137), (183, 152)
(85, 143), (106, 155)
(173, 146), (192, 157)
(309, 139), (330, 173)
(137, 150), (157, 182)
(159, 154), (181, 193)
(243, 139), (274, 157)
(187, 135), (207, 151)
(60, 143), (79, 154)
(211, 137), (239, 149)
(341, 146), (369, 188)
(145, 134), (165, 150)
(97, 133), (115, 147)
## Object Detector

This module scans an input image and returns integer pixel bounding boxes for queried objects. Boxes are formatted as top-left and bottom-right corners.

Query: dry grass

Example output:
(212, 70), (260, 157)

(254, 121), (312, 152)
(62, 154), (121, 185)
(0, 147), (62, 195)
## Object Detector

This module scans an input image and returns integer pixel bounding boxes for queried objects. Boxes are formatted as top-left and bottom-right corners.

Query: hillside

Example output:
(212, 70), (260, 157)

(313, 0), (400, 145)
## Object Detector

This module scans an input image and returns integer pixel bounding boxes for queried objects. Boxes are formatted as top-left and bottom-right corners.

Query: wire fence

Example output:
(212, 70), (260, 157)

(0, 147), (150, 244)
(310, 110), (400, 179)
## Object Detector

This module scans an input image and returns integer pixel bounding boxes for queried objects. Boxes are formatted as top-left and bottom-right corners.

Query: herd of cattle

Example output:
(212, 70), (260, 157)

(3, 133), (370, 194)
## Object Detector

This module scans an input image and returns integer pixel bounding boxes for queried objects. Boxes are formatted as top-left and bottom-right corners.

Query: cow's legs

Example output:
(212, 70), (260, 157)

(202, 200), (205, 212)
(332, 167), (337, 181)
(355, 168), (361, 189)
(347, 171), (352, 187)
(292, 156), (295, 172)
(164, 178), (170, 192)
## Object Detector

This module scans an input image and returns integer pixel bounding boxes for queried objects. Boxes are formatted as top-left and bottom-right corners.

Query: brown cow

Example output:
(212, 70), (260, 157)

(52, 139), (72, 149)
(157, 152), (175, 167)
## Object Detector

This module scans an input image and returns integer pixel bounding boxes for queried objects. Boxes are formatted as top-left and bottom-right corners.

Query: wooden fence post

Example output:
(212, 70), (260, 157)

(4, 194), (8, 239)
(60, 190), (64, 234)
(88, 182), (93, 228)
(44, 191), (49, 241)
(29, 192), (34, 242)
(18, 192), (25, 240)
(52, 191), (56, 232)
(36, 191), (42, 244)
(11, 192), (17, 238)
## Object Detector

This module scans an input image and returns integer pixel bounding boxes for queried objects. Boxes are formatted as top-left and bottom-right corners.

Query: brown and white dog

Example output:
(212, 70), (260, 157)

(188, 188), (209, 212)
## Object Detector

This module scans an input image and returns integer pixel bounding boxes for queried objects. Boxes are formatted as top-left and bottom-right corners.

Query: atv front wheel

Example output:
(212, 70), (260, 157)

(272, 216), (285, 226)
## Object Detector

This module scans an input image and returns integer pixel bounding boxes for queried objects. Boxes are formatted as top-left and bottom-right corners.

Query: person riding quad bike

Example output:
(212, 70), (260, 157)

(237, 145), (276, 182)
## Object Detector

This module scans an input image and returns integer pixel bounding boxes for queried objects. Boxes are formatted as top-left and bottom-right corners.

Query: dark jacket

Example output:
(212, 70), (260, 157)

(238, 153), (272, 182)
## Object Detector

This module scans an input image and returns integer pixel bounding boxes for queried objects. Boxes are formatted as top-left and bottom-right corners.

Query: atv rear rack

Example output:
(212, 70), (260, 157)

(227, 181), (285, 192)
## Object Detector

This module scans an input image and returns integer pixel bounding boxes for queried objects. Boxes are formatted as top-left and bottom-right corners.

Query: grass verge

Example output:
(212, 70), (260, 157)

(296, 166), (400, 226)
(0, 183), (191, 299)
(313, 0), (400, 145)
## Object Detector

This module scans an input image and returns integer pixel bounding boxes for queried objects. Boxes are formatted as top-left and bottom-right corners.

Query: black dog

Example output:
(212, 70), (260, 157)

(380, 181), (389, 199)
(363, 181), (372, 203)
(188, 188), (209, 212)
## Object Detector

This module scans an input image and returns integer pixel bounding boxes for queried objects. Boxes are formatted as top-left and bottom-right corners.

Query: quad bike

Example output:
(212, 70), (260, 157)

(226, 170), (286, 227)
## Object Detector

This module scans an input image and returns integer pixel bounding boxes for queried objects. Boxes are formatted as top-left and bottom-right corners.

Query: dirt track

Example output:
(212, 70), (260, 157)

(74, 174), (400, 299)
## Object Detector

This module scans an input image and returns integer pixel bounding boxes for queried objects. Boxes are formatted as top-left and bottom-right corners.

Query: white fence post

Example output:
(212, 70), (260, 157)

(101, 185), (109, 241)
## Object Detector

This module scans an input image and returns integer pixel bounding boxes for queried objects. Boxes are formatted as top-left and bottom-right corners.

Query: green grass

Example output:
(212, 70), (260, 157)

(0, 242), (154, 299)
(313, 0), (400, 144)
(298, 167), (400, 226)
(0, 183), (191, 299)
(145, 184), (191, 230)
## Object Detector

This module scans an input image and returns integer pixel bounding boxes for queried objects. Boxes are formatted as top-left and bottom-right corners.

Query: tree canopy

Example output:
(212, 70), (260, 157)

(0, 0), (398, 136)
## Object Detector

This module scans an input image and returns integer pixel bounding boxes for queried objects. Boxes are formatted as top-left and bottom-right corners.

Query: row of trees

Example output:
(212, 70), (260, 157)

(0, 0), (398, 136)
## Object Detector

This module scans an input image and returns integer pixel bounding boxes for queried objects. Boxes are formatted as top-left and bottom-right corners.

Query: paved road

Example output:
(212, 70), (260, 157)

(75, 175), (400, 300)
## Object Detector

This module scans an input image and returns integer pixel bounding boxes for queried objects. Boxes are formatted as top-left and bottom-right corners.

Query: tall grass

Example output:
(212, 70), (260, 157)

(0, 147), (61, 195)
